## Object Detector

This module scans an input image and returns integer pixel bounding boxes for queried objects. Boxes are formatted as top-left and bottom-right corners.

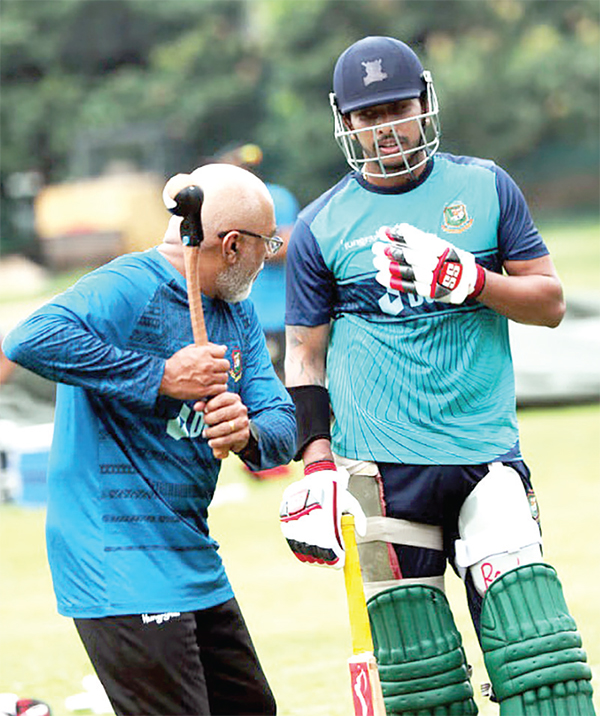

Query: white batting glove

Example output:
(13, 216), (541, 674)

(372, 223), (486, 304)
(279, 461), (367, 569)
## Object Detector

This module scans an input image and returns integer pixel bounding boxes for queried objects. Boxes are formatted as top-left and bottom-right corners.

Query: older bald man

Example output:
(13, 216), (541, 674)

(3, 163), (295, 716)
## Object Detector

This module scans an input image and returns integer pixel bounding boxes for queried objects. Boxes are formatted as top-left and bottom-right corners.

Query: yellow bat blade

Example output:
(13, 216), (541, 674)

(342, 514), (386, 716)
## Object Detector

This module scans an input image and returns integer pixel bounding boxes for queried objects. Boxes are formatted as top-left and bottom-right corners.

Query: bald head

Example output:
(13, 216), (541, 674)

(162, 163), (275, 245)
(159, 164), (276, 297)
(185, 163), (274, 243)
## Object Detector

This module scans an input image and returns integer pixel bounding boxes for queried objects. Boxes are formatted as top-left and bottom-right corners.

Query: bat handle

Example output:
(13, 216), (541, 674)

(183, 247), (227, 460)
(184, 246), (208, 345)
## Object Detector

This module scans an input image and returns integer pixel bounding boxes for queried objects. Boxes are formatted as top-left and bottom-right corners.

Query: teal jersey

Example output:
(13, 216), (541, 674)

(4, 248), (295, 617)
(286, 154), (548, 465)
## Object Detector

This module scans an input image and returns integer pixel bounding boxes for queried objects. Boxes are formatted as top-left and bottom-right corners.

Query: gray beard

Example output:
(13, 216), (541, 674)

(215, 262), (261, 303)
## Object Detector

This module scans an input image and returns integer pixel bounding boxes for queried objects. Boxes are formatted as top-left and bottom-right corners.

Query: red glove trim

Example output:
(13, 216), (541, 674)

(388, 260), (403, 279)
(296, 552), (340, 566)
(280, 502), (322, 522)
(468, 264), (486, 299)
(390, 275), (407, 292)
(305, 460), (336, 475)
(430, 247), (451, 297)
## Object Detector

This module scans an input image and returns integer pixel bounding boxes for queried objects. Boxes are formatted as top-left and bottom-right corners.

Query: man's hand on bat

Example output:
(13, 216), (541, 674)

(159, 343), (229, 400)
(198, 391), (251, 457)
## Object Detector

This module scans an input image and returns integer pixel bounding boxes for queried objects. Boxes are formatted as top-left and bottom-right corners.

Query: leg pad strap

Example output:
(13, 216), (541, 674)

(481, 563), (595, 715)
(367, 584), (477, 714)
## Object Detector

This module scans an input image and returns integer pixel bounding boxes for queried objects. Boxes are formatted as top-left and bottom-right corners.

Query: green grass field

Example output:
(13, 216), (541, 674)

(1, 216), (598, 713)
(1, 405), (599, 715)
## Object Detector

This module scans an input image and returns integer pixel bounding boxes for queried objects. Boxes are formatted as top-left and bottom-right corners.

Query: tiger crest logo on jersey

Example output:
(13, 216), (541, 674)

(527, 489), (540, 523)
(441, 201), (473, 234)
(229, 348), (242, 382)
(361, 59), (388, 86)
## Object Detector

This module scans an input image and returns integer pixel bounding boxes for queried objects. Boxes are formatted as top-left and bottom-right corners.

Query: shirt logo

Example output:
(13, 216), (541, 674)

(441, 201), (473, 233)
(166, 403), (205, 441)
(229, 348), (242, 382)
(141, 612), (181, 625)
(527, 489), (540, 523)
(362, 59), (388, 86)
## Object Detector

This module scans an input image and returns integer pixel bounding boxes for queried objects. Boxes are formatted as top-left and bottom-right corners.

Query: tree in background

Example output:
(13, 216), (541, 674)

(1, 0), (598, 254)
(256, 0), (599, 204)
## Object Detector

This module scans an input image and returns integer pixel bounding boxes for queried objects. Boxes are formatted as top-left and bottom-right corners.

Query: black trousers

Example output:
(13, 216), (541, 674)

(74, 598), (276, 716)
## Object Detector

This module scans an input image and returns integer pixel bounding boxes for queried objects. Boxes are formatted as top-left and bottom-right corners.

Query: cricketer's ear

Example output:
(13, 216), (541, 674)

(220, 230), (240, 264)
(342, 113), (360, 142)
(420, 94), (431, 125)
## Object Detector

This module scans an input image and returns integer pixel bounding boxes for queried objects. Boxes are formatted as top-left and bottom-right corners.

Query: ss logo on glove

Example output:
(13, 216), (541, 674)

(439, 259), (462, 290)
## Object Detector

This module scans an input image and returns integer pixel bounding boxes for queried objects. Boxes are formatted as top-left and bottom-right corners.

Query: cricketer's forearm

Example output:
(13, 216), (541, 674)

(285, 323), (334, 464)
(284, 323), (330, 387)
(479, 255), (565, 327)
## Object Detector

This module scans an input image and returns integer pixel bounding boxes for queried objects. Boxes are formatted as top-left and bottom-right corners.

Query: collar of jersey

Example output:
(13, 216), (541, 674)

(152, 247), (188, 292)
(151, 247), (225, 308)
(353, 156), (434, 195)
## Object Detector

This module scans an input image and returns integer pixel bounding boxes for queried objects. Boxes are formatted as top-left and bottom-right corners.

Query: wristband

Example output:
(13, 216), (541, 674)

(305, 460), (336, 475)
(288, 385), (331, 461)
(468, 264), (486, 299)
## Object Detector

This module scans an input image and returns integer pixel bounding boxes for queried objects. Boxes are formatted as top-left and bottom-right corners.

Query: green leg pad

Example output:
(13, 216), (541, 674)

(480, 563), (595, 716)
(367, 584), (478, 715)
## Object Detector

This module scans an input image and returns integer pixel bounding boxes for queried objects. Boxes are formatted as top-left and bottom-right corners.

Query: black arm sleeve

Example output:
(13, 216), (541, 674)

(288, 385), (331, 461)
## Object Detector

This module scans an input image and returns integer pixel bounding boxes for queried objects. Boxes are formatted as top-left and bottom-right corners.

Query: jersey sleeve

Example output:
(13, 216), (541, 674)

(2, 265), (165, 412)
(236, 302), (296, 470)
(495, 165), (549, 262)
(285, 217), (337, 327)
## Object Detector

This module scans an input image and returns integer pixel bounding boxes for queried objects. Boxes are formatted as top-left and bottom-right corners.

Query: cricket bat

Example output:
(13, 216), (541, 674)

(341, 514), (386, 716)
(163, 177), (227, 459)
(163, 175), (209, 345)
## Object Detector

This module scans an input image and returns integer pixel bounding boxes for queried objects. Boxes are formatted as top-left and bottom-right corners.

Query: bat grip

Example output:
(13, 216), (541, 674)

(184, 246), (208, 345)
(183, 246), (228, 460)
(342, 514), (374, 655)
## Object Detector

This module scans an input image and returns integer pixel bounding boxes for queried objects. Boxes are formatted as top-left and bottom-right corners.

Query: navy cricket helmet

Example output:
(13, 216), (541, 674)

(329, 36), (440, 179)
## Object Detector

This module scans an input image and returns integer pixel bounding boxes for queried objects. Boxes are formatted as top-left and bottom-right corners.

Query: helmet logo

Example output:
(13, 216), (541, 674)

(361, 59), (388, 86)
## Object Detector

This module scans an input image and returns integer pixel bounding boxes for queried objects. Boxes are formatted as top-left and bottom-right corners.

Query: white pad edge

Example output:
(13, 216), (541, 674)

(359, 516), (443, 551)
(364, 575), (445, 600)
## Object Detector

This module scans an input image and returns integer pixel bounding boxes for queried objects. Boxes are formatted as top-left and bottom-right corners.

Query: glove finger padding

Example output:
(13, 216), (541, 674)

(372, 223), (485, 304)
(279, 463), (366, 569)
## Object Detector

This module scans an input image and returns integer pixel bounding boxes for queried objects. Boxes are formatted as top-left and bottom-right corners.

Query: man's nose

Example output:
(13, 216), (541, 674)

(376, 112), (397, 129)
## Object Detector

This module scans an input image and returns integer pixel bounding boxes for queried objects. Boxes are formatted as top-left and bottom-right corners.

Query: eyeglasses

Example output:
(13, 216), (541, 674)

(218, 229), (284, 256)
